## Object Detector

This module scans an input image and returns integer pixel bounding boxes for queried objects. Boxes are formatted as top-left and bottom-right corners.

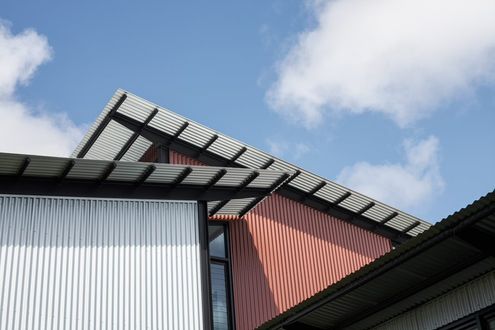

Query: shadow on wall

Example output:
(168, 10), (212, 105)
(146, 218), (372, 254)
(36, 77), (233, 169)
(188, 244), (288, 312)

(230, 193), (392, 329)
(229, 219), (279, 330)
(161, 146), (392, 330)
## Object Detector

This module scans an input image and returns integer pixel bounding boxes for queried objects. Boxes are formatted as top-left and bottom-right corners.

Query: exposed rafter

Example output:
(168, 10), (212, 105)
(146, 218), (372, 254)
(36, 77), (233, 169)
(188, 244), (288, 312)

(381, 212), (399, 224)
(136, 164), (156, 186)
(261, 158), (274, 169)
(99, 161), (117, 183)
(17, 157), (31, 177)
(59, 160), (75, 182)
(77, 93), (127, 158)
(195, 134), (218, 158)
(114, 108), (158, 160)
(238, 172), (291, 217)
(357, 202), (376, 215)
(226, 147), (247, 166)
(209, 171), (260, 216)
(300, 181), (327, 203)
(334, 192), (352, 205)
(402, 221), (421, 234)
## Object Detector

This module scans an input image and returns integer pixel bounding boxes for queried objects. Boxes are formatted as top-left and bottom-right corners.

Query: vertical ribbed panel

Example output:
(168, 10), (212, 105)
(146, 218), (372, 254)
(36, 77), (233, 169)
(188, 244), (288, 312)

(168, 150), (392, 330)
(139, 145), (158, 162)
(372, 271), (495, 330)
(0, 195), (203, 330)
(170, 149), (205, 166)
(231, 194), (392, 330)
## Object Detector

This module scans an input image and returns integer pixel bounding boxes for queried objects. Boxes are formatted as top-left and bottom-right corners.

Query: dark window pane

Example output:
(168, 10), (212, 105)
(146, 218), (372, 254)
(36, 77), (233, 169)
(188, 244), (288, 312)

(210, 263), (230, 330)
(445, 320), (479, 330)
(209, 224), (226, 258)
(486, 316), (495, 329)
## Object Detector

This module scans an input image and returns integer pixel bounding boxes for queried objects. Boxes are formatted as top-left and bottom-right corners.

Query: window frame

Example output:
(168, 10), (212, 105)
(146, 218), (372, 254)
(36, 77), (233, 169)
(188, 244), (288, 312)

(208, 220), (235, 330)
(438, 304), (495, 330)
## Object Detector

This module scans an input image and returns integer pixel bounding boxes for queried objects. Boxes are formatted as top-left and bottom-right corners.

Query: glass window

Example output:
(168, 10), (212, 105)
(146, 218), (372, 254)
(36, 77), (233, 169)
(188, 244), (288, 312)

(486, 316), (495, 329)
(209, 224), (226, 258)
(208, 223), (233, 330)
(210, 263), (229, 330)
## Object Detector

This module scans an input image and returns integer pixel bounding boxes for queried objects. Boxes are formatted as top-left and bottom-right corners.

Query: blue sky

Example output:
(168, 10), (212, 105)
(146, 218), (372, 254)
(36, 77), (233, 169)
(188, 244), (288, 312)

(0, 1), (494, 222)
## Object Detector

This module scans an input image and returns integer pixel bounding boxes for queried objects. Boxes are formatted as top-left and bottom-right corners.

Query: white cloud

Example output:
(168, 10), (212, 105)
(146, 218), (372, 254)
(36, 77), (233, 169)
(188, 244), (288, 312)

(268, 0), (495, 127)
(266, 138), (310, 160)
(0, 21), (84, 156)
(336, 136), (444, 212)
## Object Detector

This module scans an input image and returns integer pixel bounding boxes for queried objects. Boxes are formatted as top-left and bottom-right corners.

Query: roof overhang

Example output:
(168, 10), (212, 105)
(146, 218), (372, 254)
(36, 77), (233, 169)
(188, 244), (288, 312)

(71, 89), (431, 244)
(258, 190), (495, 330)
(0, 152), (292, 217)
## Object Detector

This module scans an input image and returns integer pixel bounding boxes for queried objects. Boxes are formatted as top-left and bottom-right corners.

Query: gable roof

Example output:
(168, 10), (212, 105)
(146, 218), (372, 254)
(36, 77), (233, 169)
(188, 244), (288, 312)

(0, 152), (291, 216)
(72, 89), (431, 242)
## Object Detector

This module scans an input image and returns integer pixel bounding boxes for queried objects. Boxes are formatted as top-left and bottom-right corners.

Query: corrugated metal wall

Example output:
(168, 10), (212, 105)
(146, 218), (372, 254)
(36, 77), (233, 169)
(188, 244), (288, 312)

(372, 270), (495, 330)
(168, 149), (392, 330)
(0, 195), (204, 330)
(231, 194), (391, 330)
(170, 149), (205, 166)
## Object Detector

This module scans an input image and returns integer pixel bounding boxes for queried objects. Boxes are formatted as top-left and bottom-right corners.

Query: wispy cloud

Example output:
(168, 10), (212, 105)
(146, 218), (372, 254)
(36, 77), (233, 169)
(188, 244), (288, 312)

(266, 138), (310, 160)
(336, 136), (444, 213)
(0, 21), (84, 156)
(268, 0), (495, 127)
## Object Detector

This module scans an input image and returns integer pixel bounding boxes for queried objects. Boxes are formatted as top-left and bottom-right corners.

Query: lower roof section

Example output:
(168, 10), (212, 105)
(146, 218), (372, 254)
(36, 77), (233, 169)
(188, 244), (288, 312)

(259, 190), (495, 330)
(0, 152), (292, 216)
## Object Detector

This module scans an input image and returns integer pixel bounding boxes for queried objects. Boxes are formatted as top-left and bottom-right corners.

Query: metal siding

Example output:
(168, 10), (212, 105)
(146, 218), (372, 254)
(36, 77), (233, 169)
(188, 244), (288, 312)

(371, 271), (495, 330)
(170, 149), (205, 166)
(169, 149), (393, 330)
(0, 195), (204, 330)
(230, 194), (392, 330)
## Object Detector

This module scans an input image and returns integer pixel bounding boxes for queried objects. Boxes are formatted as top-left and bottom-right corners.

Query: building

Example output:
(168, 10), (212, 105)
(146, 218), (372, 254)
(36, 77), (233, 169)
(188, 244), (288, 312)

(259, 190), (495, 330)
(0, 152), (290, 329)
(0, 89), (491, 330)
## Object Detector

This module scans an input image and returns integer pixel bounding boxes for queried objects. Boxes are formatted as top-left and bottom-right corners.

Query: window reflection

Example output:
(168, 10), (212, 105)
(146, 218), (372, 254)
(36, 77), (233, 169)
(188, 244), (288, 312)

(209, 224), (226, 258)
(211, 263), (229, 330)
(208, 223), (232, 329)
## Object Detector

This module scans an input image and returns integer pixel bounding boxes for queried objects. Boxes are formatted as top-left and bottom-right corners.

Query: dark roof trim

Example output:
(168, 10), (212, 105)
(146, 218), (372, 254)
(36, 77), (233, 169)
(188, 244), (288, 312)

(0, 176), (269, 201)
(0, 153), (292, 214)
(258, 190), (495, 329)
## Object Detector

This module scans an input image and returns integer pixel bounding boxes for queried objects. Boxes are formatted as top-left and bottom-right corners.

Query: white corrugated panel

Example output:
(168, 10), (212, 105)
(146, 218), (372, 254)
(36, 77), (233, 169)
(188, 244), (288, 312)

(85, 120), (133, 160)
(121, 135), (153, 162)
(0, 195), (204, 330)
(371, 271), (495, 330)
(71, 92), (123, 158)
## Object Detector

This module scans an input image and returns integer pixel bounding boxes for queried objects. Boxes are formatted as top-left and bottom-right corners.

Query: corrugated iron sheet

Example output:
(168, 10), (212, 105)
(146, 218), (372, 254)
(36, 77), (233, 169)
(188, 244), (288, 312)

(0, 195), (204, 330)
(0, 152), (290, 216)
(372, 271), (495, 330)
(230, 194), (391, 330)
(170, 149), (392, 330)
(170, 149), (204, 166)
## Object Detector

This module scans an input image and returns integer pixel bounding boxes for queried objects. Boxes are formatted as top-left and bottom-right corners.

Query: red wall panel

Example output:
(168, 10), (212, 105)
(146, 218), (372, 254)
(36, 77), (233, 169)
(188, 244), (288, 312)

(139, 145), (158, 162)
(169, 148), (392, 329)
(169, 149), (205, 166)
(231, 194), (391, 329)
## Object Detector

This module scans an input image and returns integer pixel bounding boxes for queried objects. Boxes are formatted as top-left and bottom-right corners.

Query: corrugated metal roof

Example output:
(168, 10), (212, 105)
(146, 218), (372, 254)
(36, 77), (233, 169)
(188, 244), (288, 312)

(0, 152), (292, 216)
(258, 190), (495, 330)
(72, 89), (431, 237)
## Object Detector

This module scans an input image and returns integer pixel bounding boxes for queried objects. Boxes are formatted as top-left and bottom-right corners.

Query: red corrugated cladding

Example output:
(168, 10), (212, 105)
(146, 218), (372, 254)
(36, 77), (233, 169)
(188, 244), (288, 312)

(231, 194), (391, 329)
(169, 150), (205, 166)
(164, 148), (392, 329)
